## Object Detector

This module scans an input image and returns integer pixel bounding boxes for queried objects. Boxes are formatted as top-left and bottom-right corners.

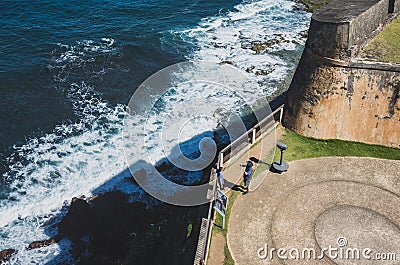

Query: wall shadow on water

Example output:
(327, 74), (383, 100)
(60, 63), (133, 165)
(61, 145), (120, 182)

(39, 96), (284, 265)
(41, 129), (226, 265)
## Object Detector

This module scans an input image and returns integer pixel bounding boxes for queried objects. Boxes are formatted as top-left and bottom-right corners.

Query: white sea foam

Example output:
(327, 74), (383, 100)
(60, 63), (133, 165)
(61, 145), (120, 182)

(171, 0), (311, 95)
(46, 37), (128, 86)
(0, 73), (259, 262)
(1, 0), (311, 263)
(51, 38), (118, 65)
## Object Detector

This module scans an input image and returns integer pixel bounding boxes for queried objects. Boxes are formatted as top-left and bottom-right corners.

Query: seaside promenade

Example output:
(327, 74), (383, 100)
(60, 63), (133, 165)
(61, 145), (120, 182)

(227, 156), (400, 264)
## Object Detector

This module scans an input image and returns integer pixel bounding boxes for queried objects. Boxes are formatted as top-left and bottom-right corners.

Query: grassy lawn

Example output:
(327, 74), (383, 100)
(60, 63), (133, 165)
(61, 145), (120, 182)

(210, 188), (240, 265)
(274, 128), (400, 162)
(209, 126), (399, 265)
(361, 16), (400, 64)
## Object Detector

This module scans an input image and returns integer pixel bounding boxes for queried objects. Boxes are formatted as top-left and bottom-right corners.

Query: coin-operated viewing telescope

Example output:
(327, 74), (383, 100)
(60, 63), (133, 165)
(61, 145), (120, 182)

(272, 141), (288, 173)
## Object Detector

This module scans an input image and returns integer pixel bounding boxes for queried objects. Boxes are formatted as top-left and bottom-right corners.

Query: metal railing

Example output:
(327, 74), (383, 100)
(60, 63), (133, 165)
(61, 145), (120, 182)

(194, 105), (284, 265)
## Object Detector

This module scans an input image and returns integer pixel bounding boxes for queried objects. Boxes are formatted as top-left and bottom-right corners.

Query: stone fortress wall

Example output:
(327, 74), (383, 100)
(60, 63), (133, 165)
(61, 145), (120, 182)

(284, 0), (400, 148)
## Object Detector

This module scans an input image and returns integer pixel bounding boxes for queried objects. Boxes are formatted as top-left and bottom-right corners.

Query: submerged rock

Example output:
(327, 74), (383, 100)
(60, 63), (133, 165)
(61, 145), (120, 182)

(251, 42), (270, 54)
(0, 249), (17, 263)
(219, 60), (233, 65)
(255, 69), (273, 76)
(245, 66), (255, 73)
(28, 237), (59, 250)
(300, 29), (309, 38)
(250, 35), (287, 54)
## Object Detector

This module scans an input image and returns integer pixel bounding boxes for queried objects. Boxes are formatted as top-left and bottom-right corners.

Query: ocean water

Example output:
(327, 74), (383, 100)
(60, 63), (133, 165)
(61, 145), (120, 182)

(0, 0), (311, 263)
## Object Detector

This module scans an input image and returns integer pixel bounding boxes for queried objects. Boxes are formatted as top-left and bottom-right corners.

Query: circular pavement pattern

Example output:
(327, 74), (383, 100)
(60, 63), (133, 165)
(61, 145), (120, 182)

(315, 205), (400, 265)
(227, 157), (400, 265)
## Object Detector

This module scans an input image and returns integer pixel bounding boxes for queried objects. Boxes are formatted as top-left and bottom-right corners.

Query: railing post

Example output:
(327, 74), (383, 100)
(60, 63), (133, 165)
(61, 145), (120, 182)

(252, 128), (256, 144)
(279, 106), (284, 123)
(219, 152), (224, 168)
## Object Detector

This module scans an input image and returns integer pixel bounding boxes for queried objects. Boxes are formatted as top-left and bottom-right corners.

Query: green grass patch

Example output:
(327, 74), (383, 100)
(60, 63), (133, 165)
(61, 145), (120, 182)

(210, 188), (241, 265)
(223, 242), (235, 265)
(213, 189), (240, 236)
(274, 128), (400, 162)
(253, 160), (270, 178)
(187, 223), (193, 238)
(361, 16), (400, 63)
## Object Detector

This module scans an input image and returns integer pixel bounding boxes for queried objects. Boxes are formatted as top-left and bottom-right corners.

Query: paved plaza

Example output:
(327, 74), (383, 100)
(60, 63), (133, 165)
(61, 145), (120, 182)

(227, 157), (400, 265)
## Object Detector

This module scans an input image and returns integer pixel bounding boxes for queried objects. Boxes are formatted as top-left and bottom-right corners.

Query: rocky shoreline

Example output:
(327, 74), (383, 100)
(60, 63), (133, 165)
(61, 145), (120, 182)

(0, 249), (16, 264)
(293, 0), (333, 13)
(1, 190), (207, 265)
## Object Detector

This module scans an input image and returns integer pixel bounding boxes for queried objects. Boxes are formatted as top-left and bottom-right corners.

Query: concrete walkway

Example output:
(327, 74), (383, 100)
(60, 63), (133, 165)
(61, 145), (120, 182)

(227, 157), (400, 265)
(207, 138), (267, 265)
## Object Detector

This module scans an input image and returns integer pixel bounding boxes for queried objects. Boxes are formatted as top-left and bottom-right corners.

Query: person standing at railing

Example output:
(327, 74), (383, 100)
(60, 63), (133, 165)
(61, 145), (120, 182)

(216, 167), (224, 190)
(243, 161), (253, 194)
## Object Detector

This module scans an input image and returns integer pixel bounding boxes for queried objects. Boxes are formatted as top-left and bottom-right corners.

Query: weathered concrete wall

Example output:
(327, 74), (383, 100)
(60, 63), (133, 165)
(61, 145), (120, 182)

(349, 0), (389, 53)
(284, 0), (400, 148)
(306, 20), (349, 60)
(307, 0), (398, 60)
(393, 0), (400, 13)
(285, 51), (400, 147)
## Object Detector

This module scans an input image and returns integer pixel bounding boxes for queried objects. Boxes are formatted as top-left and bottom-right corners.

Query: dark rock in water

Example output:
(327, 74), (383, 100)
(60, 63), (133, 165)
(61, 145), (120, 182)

(293, 0), (333, 13)
(219, 60), (233, 65)
(293, 3), (307, 11)
(251, 42), (269, 54)
(255, 69), (273, 76)
(53, 191), (206, 265)
(246, 66), (255, 73)
(58, 197), (96, 240)
(28, 237), (59, 250)
(251, 39), (280, 54)
(300, 29), (309, 38)
(0, 249), (17, 263)
(212, 42), (226, 48)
